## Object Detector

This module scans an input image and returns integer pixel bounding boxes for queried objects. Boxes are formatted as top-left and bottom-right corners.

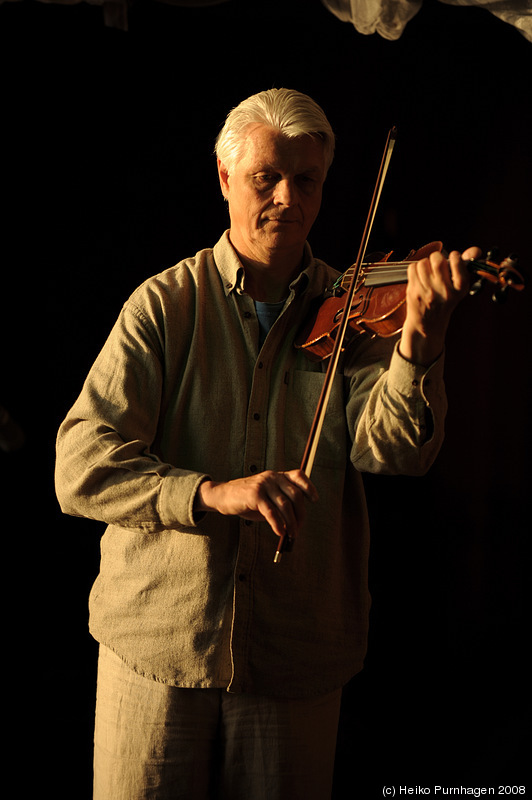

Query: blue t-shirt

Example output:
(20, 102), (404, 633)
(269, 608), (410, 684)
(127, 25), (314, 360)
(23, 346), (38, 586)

(254, 299), (286, 349)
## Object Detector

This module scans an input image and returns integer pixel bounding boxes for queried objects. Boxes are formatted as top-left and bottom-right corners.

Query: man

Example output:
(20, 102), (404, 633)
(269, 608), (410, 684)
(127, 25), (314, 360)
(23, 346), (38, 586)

(55, 88), (479, 799)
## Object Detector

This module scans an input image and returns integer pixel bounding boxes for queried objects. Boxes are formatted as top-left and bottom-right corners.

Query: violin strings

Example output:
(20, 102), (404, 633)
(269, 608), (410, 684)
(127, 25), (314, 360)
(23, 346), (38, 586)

(339, 258), (520, 292)
(340, 262), (411, 288)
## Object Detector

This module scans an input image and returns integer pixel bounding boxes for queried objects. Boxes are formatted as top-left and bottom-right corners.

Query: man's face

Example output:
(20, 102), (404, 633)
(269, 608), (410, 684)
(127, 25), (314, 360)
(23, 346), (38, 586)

(218, 124), (326, 267)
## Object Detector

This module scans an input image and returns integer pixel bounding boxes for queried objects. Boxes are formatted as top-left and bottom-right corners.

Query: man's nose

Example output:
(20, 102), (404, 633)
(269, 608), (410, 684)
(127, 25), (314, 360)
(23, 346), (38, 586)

(273, 178), (296, 206)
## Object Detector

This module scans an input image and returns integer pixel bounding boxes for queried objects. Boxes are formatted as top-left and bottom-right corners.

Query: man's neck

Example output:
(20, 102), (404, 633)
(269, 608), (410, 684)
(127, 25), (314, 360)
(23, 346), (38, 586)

(230, 238), (304, 303)
(242, 264), (293, 303)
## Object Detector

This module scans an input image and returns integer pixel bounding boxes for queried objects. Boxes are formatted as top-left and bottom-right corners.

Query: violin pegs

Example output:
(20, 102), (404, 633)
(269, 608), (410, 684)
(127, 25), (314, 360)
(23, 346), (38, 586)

(486, 246), (500, 264)
(469, 278), (485, 296)
(492, 285), (509, 304)
(505, 254), (520, 272)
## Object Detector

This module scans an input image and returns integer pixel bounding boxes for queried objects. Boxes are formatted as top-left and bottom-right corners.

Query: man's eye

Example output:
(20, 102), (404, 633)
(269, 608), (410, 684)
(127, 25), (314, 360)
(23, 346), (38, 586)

(255, 174), (277, 185)
(297, 175), (318, 194)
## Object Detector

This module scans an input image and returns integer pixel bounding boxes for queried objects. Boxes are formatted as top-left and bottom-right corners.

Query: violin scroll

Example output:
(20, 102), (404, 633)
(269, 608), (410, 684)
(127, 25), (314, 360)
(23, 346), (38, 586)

(468, 247), (524, 304)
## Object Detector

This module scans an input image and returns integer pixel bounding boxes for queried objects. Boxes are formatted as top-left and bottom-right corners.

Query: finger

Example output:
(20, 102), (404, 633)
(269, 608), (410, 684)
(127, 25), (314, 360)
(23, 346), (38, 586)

(282, 469), (319, 503)
(422, 252), (464, 299)
(277, 480), (307, 531)
(448, 250), (471, 295)
(261, 471), (316, 539)
(267, 477), (305, 537)
(257, 495), (293, 539)
(231, 473), (291, 540)
(430, 251), (462, 291)
(278, 470), (321, 534)
(408, 258), (440, 299)
(461, 245), (482, 262)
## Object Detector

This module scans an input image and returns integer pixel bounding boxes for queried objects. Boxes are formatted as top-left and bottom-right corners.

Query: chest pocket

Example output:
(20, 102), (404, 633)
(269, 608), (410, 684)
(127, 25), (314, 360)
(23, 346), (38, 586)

(284, 370), (348, 471)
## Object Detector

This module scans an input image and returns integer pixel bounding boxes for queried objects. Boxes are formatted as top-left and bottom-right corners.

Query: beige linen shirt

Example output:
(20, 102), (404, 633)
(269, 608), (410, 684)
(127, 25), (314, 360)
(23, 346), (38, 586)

(55, 231), (447, 698)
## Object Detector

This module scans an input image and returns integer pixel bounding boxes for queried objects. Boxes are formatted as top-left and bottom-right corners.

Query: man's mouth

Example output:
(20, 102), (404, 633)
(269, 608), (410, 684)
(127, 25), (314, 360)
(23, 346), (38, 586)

(264, 217), (299, 224)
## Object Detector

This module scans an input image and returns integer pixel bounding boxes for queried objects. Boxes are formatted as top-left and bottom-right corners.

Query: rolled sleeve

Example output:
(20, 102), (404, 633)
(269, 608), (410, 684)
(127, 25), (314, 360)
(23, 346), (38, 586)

(349, 342), (448, 475)
(157, 470), (211, 529)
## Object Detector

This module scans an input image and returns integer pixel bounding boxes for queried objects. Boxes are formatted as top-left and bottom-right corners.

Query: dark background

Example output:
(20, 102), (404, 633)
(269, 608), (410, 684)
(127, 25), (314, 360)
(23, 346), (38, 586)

(1, 0), (530, 796)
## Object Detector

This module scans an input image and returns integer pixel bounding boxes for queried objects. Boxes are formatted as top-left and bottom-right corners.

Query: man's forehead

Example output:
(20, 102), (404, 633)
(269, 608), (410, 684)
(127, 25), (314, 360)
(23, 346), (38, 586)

(239, 124), (325, 173)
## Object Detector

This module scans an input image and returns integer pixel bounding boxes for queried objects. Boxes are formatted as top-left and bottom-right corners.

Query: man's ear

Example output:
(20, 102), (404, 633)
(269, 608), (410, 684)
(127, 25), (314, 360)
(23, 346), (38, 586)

(217, 159), (230, 200)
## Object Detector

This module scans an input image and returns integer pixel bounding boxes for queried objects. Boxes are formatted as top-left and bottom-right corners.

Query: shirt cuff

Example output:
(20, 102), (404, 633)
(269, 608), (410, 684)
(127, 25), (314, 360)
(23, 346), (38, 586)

(158, 469), (212, 529)
(388, 342), (445, 408)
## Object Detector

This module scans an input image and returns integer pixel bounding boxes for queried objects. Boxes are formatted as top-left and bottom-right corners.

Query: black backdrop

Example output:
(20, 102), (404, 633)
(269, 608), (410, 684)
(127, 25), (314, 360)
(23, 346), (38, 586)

(1, 0), (530, 796)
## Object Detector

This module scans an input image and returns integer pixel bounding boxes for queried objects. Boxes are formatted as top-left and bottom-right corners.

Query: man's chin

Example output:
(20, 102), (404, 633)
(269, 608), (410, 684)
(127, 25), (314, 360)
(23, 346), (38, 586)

(261, 224), (305, 248)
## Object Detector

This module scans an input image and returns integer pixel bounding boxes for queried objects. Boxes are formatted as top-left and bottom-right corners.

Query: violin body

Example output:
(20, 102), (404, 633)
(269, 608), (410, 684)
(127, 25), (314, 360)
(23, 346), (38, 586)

(295, 243), (524, 362)
(295, 242), (443, 362)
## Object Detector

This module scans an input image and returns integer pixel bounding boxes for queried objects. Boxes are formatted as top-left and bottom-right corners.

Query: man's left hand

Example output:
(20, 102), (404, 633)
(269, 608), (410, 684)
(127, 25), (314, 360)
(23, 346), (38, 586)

(399, 246), (481, 365)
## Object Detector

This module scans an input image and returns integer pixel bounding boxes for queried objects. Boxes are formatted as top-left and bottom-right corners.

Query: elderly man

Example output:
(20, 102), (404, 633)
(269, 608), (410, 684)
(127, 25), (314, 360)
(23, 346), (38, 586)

(56, 88), (478, 799)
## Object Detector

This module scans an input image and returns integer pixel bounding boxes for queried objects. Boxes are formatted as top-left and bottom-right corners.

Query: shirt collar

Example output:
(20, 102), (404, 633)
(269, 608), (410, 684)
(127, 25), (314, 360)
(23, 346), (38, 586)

(213, 231), (245, 297)
(213, 230), (314, 299)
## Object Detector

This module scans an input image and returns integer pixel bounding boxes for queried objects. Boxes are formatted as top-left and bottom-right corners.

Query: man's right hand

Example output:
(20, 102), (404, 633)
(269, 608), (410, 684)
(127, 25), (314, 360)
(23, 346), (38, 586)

(194, 469), (318, 541)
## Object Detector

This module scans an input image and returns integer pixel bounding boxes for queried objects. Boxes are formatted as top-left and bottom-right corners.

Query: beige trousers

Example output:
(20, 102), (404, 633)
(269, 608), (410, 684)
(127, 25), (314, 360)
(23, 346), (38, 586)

(93, 645), (342, 800)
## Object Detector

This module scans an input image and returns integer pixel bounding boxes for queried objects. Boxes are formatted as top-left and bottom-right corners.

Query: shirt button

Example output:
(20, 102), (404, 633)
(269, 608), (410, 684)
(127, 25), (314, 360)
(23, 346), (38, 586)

(249, 464), (258, 473)
(238, 573), (246, 582)
(253, 413), (260, 420)
(244, 311), (252, 319)
(412, 379), (419, 387)
(257, 361), (264, 369)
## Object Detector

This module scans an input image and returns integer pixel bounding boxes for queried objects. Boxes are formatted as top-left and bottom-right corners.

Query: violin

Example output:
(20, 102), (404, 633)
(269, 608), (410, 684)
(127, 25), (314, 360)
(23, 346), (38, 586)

(273, 125), (525, 564)
(295, 243), (525, 362)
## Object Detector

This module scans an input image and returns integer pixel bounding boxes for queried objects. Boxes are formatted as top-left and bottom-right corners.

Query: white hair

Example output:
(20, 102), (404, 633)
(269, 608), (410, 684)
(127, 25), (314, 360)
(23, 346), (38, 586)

(215, 88), (335, 175)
